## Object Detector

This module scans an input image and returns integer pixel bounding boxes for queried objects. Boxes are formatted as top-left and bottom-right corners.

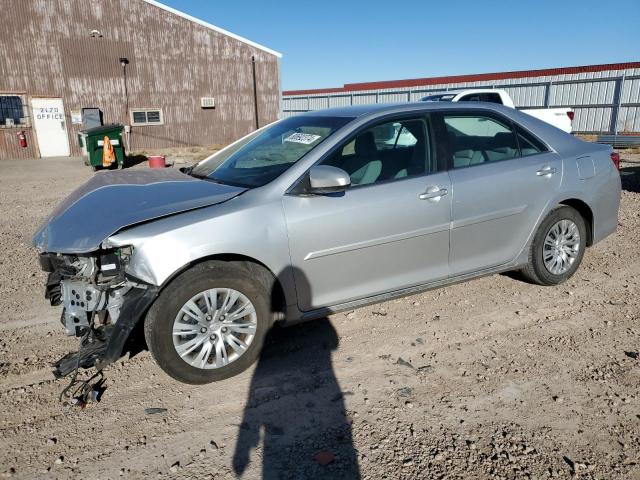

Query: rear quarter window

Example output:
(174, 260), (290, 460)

(516, 126), (549, 156)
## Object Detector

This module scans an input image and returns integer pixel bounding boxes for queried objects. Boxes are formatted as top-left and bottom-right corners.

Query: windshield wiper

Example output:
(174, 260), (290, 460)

(185, 168), (225, 184)
(196, 174), (226, 184)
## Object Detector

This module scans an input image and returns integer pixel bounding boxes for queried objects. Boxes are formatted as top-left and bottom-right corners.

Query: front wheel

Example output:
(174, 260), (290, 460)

(144, 261), (271, 384)
(521, 206), (587, 286)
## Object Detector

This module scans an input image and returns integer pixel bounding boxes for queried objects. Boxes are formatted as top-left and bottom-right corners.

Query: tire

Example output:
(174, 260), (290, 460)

(521, 205), (587, 286)
(144, 261), (271, 384)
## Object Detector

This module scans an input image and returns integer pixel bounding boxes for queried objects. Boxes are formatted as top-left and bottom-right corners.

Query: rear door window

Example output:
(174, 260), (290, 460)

(444, 114), (519, 168)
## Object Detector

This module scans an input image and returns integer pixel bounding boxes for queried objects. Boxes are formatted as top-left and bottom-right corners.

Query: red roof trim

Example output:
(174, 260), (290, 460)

(283, 62), (640, 96)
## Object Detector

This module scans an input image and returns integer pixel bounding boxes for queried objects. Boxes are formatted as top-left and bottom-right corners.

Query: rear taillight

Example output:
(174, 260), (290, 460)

(567, 111), (575, 121)
(610, 152), (620, 170)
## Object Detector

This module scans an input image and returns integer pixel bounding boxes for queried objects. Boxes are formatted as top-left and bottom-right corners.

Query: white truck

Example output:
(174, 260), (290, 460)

(420, 89), (574, 133)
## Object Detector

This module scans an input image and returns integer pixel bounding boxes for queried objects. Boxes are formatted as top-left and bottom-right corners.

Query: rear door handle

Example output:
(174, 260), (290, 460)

(536, 166), (557, 176)
(419, 187), (448, 201)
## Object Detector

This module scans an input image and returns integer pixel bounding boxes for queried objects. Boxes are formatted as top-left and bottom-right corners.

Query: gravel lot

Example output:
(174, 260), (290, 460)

(0, 154), (639, 479)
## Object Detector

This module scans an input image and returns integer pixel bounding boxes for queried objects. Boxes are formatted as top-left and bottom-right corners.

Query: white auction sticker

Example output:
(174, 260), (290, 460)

(284, 132), (321, 145)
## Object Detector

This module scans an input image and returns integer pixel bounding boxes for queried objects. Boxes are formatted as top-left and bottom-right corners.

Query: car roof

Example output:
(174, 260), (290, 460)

(295, 101), (586, 157)
(298, 101), (504, 118)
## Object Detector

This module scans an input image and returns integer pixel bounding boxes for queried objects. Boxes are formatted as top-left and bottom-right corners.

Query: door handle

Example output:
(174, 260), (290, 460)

(419, 187), (448, 201)
(536, 166), (557, 176)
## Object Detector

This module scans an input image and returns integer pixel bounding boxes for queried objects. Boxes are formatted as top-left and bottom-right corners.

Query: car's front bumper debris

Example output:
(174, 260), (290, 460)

(53, 330), (110, 378)
(38, 250), (159, 406)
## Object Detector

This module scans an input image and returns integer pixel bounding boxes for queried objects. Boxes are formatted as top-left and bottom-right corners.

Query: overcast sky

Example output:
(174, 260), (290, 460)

(160, 0), (640, 91)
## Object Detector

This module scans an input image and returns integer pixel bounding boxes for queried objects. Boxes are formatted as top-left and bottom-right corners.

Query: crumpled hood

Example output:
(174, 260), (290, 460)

(33, 168), (246, 253)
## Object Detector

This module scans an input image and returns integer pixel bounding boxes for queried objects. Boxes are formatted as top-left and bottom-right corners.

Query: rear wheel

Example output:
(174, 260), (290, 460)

(144, 261), (271, 384)
(521, 206), (587, 286)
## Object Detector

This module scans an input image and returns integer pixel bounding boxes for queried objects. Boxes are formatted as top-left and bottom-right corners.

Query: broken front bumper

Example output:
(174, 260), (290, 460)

(52, 286), (158, 378)
(40, 252), (159, 377)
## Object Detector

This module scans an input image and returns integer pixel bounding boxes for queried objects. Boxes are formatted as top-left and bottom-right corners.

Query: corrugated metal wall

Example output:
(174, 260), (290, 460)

(0, 0), (281, 159)
(283, 65), (640, 134)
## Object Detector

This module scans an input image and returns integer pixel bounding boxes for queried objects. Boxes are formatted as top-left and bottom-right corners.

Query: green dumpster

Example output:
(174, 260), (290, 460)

(79, 124), (125, 170)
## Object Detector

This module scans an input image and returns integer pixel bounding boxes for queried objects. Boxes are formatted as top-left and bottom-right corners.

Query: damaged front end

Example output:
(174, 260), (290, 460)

(40, 247), (158, 379)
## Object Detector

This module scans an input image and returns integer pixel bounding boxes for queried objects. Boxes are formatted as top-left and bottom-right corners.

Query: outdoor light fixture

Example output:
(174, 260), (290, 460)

(119, 57), (130, 130)
(90, 29), (103, 38)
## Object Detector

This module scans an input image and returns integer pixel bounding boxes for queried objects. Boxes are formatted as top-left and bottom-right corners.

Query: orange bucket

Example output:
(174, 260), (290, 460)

(148, 155), (166, 168)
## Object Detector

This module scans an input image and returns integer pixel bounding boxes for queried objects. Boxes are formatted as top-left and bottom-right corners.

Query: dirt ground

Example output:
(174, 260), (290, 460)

(0, 153), (639, 480)
(127, 145), (222, 165)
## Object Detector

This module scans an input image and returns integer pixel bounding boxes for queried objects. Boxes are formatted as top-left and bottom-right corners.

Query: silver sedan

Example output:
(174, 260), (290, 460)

(34, 102), (621, 384)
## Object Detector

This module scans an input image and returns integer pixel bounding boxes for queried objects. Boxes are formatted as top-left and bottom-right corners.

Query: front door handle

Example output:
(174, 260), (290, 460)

(536, 166), (557, 176)
(419, 186), (448, 201)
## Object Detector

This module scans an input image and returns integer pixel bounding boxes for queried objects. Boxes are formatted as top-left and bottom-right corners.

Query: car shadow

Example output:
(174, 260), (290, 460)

(232, 268), (360, 479)
(501, 270), (527, 283)
(620, 163), (640, 193)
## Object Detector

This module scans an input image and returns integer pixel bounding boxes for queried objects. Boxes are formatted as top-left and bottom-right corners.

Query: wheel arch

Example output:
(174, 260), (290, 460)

(557, 198), (594, 246)
(110, 254), (289, 366)
(158, 253), (288, 321)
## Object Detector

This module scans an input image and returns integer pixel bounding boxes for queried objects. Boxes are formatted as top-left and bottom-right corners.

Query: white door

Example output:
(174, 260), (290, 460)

(31, 98), (70, 157)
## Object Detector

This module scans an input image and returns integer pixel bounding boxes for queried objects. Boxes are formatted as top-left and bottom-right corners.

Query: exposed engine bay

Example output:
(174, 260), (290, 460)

(43, 248), (132, 337)
(40, 247), (158, 403)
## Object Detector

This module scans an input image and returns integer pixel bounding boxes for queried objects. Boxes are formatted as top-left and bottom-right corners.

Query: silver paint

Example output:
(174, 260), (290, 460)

(33, 168), (245, 253)
(308, 165), (351, 191)
(35, 102), (622, 324)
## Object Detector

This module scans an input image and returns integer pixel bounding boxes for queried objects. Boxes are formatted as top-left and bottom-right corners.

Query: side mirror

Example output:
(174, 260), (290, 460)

(308, 165), (351, 194)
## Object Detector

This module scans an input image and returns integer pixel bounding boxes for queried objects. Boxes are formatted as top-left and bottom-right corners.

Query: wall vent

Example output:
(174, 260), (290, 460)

(201, 97), (215, 108)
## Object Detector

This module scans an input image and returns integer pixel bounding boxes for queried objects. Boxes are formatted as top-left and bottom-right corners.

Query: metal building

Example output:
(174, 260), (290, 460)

(0, 0), (281, 160)
(282, 62), (640, 134)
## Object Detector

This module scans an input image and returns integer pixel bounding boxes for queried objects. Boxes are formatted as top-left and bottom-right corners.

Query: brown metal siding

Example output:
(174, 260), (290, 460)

(0, 0), (280, 160)
(0, 129), (39, 159)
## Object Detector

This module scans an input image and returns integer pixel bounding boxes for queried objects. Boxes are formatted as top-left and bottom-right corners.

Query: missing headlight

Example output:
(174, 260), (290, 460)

(99, 252), (121, 277)
(98, 247), (132, 280)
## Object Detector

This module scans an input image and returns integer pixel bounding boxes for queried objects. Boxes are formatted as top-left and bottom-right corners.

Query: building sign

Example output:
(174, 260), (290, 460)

(71, 109), (82, 124)
(35, 106), (64, 121)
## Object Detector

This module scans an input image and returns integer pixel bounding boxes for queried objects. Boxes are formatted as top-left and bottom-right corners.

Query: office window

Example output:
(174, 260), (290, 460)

(0, 95), (27, 127)
(130, 108), (163, 126)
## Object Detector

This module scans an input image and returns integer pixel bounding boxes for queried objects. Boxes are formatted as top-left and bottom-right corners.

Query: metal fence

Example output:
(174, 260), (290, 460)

(282, 69), (640, 134)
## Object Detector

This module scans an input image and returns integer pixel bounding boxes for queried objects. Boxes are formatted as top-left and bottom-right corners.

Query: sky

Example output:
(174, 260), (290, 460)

(160, 0), (640, 91)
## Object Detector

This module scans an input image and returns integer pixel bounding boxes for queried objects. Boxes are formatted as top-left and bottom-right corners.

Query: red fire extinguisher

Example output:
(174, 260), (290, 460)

(17, 131), (27, 148)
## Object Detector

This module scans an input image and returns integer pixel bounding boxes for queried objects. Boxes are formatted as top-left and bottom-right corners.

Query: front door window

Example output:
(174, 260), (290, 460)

(323, 117), (433, 186)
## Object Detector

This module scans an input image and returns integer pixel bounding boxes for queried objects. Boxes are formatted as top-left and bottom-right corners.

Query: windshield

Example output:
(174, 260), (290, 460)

(420, 93), (456, 102)
(190, 116), (352, 188)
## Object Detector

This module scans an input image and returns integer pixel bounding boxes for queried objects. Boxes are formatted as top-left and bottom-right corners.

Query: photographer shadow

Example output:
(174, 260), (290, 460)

(232, 268), (360, 479)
